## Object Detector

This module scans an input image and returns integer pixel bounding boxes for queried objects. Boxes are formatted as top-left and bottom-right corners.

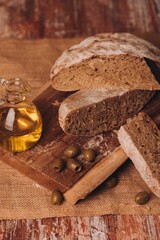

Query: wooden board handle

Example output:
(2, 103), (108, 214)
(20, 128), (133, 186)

(64, 146), (128, 204)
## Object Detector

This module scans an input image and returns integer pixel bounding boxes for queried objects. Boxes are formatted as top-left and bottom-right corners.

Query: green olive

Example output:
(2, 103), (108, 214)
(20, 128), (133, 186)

(52, 158), (65, 173)
(135, 191), (150, 205)
(67, 158), (82, 172)
(64, 145), (80, 158)
(51, 190), (64, 205)
(105, 175), (118, 189)
(83, 148), (96, 162)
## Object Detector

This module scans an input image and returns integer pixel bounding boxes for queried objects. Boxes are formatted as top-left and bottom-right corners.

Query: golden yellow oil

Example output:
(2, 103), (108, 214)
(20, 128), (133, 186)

(0, 103), (42, 152)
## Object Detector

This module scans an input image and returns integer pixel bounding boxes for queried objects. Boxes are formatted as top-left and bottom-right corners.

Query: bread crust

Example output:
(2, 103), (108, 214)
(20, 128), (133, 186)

(118, 112), (160, 198)
(51, 33), (160, 76)
(51, 33), (160, 91)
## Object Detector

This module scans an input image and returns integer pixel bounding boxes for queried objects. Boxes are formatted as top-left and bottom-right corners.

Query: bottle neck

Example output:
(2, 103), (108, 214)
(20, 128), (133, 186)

(6, 92), (26, 105)
(0, 77), (31, 105)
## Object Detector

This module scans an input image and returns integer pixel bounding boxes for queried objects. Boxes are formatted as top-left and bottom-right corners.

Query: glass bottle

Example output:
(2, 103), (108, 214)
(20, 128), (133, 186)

(0, 77), (43, 152)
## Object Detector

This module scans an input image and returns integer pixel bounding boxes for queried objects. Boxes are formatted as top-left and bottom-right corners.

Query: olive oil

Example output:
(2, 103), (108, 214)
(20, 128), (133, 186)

(0, 104), (42, 152)
(0, 77), (43, 152)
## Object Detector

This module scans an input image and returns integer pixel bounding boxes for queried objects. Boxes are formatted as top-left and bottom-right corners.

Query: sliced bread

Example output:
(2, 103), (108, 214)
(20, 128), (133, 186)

(118, 112), (160, 198)
(59, 89), (154, 136)
(51, 33), (160, 91)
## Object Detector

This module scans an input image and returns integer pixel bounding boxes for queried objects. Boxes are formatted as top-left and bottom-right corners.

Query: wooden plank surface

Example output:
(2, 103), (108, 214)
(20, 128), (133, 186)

(0, 83), (120, 193)
(0, 0), (160, 38)
(0, 215), (160, 239)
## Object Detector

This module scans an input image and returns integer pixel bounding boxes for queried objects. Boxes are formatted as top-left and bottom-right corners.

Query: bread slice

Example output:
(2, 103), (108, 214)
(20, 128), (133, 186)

(51, 33), (160, 91)
(118, 112), (160, 198)
(59, 89), (154, 136)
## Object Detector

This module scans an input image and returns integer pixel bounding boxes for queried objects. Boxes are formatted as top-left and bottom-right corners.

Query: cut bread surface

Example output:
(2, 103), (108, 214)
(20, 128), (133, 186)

(52, 55), (160, 91)
(118, 112), (160, 198)
(59, 89), (154, 136)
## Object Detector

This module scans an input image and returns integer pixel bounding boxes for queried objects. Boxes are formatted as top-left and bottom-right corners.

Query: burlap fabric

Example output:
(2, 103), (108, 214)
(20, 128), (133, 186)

(0, 38), (159, 219)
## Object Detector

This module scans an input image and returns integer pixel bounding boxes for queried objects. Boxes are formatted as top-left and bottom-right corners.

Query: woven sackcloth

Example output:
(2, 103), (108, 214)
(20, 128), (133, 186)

(0, 38), (159, 219)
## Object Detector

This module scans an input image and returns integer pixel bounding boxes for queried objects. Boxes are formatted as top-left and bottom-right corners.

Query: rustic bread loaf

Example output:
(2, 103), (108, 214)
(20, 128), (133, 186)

(118, 112), (160, 198)
(51, 33), (160, 91)
(59, 89), (154, 136)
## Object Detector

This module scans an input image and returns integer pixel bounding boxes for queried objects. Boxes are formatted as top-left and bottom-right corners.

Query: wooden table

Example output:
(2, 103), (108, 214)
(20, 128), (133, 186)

(0, 0), (160, 38)
(0, 215), (159, 239)
(0, 1), (160, 239)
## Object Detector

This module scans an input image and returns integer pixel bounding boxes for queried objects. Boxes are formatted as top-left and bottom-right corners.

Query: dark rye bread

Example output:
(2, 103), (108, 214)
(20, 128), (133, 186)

(59, 89), (154, 136)
(51, 33), (160, 91)
(118, 112), (160, 198)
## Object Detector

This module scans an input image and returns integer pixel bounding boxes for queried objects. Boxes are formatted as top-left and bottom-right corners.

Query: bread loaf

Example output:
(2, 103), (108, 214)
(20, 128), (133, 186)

(59, 89), (154, 136)
(118, 112), (160, 198)
(51, 33), (160, 91)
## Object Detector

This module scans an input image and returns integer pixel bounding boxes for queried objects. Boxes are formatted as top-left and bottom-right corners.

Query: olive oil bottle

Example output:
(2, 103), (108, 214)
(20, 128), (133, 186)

(0, 77), (42, 152)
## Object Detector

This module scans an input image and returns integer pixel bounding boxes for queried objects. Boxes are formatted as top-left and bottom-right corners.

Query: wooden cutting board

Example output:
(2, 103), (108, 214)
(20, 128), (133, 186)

(0, 82), (159, 204)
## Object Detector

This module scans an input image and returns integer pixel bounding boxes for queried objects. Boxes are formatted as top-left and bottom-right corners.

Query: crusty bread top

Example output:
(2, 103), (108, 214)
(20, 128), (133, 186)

(51, 33), (160, 78)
